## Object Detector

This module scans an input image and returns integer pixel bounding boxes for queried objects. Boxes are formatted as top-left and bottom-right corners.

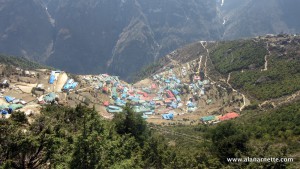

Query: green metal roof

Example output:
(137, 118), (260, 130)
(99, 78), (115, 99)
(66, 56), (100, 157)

(201, 116), (215, 122)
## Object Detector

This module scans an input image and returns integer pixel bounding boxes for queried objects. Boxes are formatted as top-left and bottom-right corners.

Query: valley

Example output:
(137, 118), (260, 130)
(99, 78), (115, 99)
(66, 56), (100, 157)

(1, 0), (300, 167)
(1, 34), (300, 126)
(0, 34), (300, 168)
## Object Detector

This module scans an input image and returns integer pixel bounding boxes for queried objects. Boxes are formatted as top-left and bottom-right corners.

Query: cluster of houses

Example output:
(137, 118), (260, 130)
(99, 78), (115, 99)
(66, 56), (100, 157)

(48, 70), (78, 92)
(63, 79), (78, 91)
(1, 65), (241, 124)
(15, 67), (37, 77)
(77, 65), (241, 123)
(38, 92), (57, 105)
(0, 96), (26, 116)
(80, 66), (236, 123)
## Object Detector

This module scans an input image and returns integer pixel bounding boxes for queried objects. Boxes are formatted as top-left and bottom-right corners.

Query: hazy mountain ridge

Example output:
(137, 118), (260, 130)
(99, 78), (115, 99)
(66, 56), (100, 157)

(0, 0), (300, 80)
(0, 0), (222, 79)
(221, 0), (300, 39)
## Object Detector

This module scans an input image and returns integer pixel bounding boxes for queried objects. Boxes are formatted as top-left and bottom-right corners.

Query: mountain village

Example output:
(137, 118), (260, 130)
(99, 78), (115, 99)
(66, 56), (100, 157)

(0, 47), (245, 126)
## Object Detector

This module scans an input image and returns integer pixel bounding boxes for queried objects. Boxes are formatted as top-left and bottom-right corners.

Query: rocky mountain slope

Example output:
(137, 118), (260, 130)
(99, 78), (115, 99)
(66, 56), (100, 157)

(0, 0), (300, 80)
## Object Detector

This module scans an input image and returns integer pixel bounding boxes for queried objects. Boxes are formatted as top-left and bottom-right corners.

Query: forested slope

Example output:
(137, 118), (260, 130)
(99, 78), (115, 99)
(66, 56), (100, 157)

(1, 101), (299, 168)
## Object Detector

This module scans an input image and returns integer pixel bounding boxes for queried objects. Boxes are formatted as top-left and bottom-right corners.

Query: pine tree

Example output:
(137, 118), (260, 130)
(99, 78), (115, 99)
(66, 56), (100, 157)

(70, 106), (104, 169)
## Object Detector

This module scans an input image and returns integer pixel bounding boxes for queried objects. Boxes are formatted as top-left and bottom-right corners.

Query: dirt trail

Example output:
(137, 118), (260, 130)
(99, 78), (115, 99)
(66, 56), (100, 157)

(226, 72), (249, 111)
(204, 55), (208, 75)
(200, 41), (209, 75)
(240, 94), (250, 111)
(226, 73), (236, 92)
(200, 41), (250, 111)
(197, 55), (203, 73)
(262, 42), (270, 71)
(226, 73), (231, 85)
(260, 90), (300, 108)
(200, 41), (212, 80)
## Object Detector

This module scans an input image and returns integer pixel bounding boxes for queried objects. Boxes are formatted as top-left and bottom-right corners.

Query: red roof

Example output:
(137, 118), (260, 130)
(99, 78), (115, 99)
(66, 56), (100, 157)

(151, 83), (157, 89)
(164, 98), (175, 103)
(103, 101), (110, 106)
(138, 91), (148, 97)
(140, 96), (153, 101)
(219, 112), (239, 121)
(166, 90), (175, 98)
(165, 98), (176, 101)
(102, 87), (108, 92)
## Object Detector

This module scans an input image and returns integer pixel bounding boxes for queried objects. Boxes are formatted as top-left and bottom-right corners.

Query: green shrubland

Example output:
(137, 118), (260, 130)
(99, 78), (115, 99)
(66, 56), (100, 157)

(1, 101), (299, 168)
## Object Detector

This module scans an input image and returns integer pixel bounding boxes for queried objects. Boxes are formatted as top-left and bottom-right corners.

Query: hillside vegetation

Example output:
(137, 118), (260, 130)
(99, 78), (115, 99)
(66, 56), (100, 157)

(133, 35), (300, 102)
(159, 100), (300, 168)
(1, 101), (299, 168)
(216, 36), (300, 101)
(210, 40), (267, 74)
(1, 35), (300, 168)
(0, 54), (52, 70)
(230, 59), (300, 100)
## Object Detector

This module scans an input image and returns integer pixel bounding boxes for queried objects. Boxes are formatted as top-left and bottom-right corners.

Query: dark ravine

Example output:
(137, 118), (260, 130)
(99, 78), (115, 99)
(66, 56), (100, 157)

(0, 0), (300, 80)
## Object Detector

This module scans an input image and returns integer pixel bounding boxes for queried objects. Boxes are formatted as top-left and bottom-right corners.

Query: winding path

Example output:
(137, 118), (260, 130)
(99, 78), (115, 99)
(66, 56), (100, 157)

(259, 90), (300, 108)
(226, 72), (249, 111)
(200, 41), (250, 111)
